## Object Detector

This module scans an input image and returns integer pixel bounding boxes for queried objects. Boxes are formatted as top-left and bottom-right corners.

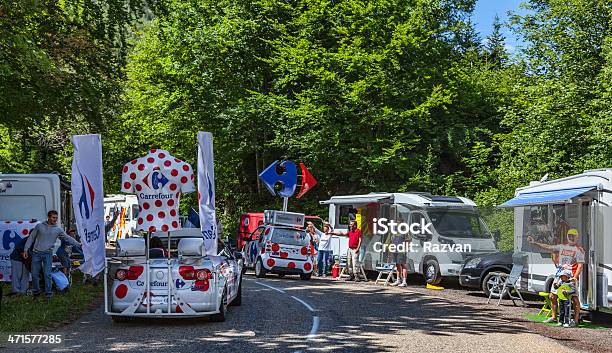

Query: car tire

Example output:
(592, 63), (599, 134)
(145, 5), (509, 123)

(230, 280), (242, 307)
(300, 272), (312, 281)
(210, 288), (227, 322)
(111, 315), (130, 323)
(424, 259), (442, 285)
(482, 271), (509, 299)
(255, 258), (267, 278)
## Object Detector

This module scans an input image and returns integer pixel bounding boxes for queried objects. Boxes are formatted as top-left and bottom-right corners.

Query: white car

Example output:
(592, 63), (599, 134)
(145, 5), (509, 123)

(105, 229), (242, 322)
(243, 225), (313, 280)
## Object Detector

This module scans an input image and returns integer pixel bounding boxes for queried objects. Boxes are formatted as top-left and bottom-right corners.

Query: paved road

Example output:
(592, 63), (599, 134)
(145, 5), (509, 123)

(14, 275), (577, 353)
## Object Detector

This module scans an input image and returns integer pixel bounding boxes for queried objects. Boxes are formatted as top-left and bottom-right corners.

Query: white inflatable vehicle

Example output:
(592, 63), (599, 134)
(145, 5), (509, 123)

(105, 229), (242, 322)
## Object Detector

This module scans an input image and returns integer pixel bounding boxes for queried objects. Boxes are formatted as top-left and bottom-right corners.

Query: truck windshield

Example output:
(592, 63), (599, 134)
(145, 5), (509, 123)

(271, 228), (309, 246)
(427, 210), (491, 239)
(0, 195), (46, 221)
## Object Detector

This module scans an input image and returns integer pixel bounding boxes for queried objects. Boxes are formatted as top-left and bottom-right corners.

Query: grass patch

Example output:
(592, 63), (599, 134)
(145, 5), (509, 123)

(1, 272), (103, 332)
(525, 313), (610, 329)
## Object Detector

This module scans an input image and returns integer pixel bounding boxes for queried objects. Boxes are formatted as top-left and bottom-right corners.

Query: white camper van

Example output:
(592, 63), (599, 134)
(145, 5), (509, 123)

(104, 194), (139, 242)
(0, 173), (71, 281)
(499, 169), (612, 314)
(320, 193), (498, 284)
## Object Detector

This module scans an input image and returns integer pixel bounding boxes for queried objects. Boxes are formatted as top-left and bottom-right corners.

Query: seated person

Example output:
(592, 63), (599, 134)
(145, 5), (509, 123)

(149, 236), (169, 258)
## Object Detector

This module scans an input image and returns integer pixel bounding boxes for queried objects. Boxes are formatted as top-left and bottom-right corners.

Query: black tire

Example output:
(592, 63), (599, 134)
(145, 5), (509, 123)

(482, 271), (509, 298)
(300, 272), (312, 281)
(255, 258), (267, 278)
(111, 315), (131, 323)
(424, 259), (442, 285)
(210, 288), (227, 322)
(230, 280), (242, 307)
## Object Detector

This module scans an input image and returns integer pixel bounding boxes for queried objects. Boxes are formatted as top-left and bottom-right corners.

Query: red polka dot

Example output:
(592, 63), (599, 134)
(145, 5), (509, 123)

(122, 166), (128, 173)
(138, 164), (145, 171)
(197, 192), (201, 201)
(29, 220), (36, 223)
(130, 159), (137, 165)
(159, 153), (166, 159)
(17, 220), (23, 224)
(161, 225), (169, 232)
(150, 149), (157, 153)
(130, 172), (136, 180)
(164, 160), (172, 167)
(182, 165), (189, 171)
(22, 229), (29, 236)
(191, 174), (194, 180)
(172, 221), (178, 228)
(176, 192), (181, 198)
(146, 214), (154, 221)
(155, 200), (162, 207)
(174, 158), (181, 163)
(147, 157), (154, 163)
(123, 182), (131, 189)
(170, 209), (177, 217)
(158, 211), (165, 218)
(138, 218), (143, 225)
(5, 221), (10, 224)
(169, 183), (177, 191)
(171, 169), (178, 177)
(143, 202), (150, 210)
(181, 176), (188, 183)
(148, 226), (156, 233)
(167, 199), (175, 207)
(135, 184), (142, 191)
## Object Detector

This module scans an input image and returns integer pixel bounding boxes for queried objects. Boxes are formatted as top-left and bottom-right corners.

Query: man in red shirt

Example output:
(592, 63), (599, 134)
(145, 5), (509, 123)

(330, 220), (363, 281)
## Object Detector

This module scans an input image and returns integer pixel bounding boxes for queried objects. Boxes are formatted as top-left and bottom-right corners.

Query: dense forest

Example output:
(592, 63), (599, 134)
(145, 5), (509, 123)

(1, 0), (611, 237)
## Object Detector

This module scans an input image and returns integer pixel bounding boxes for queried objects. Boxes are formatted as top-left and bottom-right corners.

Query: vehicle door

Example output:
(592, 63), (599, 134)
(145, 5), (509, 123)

(218, 240), (239, 300)
(408, 211), (429, 273)
(246, 226), (265, 266)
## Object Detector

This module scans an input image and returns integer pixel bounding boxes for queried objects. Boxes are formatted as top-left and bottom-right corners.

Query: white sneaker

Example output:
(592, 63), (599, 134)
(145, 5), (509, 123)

(563, 323), (570, 328)
(398, 282), (407, 287)
(390, 280), (401, 286)
(543, 317), (555, 323)
(556, 322), (563, 327)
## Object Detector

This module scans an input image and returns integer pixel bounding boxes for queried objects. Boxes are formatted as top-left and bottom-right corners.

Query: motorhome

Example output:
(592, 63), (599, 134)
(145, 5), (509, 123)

(320, 192), (498, 284)
(104, 194), (139, 242)
(499, 169), (612, 315)
(0, 173), (71, 281)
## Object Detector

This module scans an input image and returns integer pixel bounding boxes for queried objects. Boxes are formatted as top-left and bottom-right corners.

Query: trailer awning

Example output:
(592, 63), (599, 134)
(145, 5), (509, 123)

(319, 194), (392, 205)
(498, 186), (597, 208)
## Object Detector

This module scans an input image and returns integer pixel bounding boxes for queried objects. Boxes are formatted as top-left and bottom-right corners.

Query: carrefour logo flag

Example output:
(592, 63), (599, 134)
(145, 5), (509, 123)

(197, 132), (217, 256)
(71, 134), (105, 276)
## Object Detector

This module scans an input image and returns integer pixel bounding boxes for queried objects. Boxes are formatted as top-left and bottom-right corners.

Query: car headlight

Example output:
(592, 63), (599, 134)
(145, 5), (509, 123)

(463, 257), (482, 269)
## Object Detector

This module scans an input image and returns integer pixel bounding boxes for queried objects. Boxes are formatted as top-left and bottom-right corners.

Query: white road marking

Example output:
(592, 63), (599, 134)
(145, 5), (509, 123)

(254, 280), (320, 343)
(291, 295), (315, 312)
(254, 281), (286, 293)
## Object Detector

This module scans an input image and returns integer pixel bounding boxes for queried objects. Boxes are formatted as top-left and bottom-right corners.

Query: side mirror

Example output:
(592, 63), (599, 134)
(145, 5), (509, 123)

(234, 251), (244, 260)
(493, 230), (501, 242)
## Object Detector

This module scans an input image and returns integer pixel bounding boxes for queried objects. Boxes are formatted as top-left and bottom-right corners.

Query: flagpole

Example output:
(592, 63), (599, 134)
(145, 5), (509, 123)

(282, 197), (288, 212)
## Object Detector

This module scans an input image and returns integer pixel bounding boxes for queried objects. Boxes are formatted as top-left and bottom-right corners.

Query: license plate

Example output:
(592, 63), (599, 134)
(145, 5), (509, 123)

(143, 296), (177, 306)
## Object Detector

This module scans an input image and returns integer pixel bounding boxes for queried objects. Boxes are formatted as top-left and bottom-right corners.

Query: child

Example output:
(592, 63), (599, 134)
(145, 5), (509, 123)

(553, 269), (576, 327)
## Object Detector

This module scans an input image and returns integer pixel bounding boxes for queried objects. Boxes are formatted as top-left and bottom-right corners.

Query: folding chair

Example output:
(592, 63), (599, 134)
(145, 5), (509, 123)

(488, 252), (528, 307)
(375, 263), (397, 286)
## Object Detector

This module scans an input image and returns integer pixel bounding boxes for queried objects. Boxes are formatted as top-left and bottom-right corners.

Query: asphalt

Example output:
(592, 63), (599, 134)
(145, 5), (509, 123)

(7, 275), (579, 353)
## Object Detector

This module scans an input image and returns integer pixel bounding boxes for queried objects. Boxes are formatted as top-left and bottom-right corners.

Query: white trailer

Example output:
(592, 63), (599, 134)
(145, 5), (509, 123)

(320, 192), (498, 284)
(499, 169), (612, 315)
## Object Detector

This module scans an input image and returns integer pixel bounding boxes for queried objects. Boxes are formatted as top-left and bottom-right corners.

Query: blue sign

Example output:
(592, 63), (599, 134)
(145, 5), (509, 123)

(258, 160), (298, 198)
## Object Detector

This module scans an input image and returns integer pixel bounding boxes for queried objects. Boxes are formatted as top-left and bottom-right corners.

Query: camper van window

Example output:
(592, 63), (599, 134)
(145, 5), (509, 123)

(271, 228), (309, 246)
(338, 205), (357, 226)
(427, 211), (491, 239)
(132, 204), (139, 220)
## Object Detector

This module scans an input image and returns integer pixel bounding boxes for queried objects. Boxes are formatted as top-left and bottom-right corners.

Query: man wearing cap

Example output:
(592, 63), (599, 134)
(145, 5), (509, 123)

(528, 228), (585, 326)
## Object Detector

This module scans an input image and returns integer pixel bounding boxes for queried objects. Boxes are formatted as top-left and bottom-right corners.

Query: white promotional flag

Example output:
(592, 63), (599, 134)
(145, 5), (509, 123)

(197, 132), (217, 255)
(71, 134), (105, 276)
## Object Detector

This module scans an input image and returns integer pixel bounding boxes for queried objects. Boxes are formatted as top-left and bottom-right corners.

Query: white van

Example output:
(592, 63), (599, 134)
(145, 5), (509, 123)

(320, 192), (498, 284)
(0, 173), (70, 281)
(104, 194), (139, 242)
(499, 169), (612, 315)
